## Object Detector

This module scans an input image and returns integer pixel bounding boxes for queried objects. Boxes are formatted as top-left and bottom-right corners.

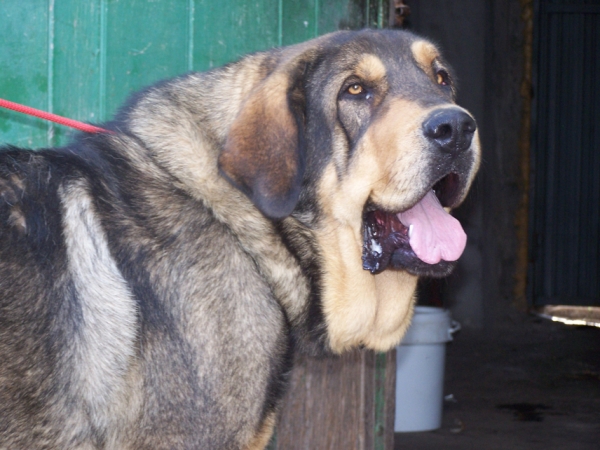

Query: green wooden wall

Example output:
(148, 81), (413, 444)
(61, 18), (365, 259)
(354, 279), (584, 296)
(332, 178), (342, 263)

(0, 0), (386, 148)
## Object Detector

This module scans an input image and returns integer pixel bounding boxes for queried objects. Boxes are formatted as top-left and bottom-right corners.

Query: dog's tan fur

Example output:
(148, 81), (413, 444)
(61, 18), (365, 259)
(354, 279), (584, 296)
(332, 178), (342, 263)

(412, 40), (440, 71)
(244, 413), (277, 450)
(315, 96), (472, 351)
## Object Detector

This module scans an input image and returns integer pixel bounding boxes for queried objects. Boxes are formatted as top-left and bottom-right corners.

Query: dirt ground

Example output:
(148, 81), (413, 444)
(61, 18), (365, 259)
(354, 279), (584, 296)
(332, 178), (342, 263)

(394, 313), (600, 449)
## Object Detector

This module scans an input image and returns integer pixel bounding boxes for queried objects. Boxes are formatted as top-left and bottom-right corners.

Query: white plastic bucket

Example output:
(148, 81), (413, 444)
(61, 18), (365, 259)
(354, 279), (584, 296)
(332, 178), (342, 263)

(394, 306), (460, 432)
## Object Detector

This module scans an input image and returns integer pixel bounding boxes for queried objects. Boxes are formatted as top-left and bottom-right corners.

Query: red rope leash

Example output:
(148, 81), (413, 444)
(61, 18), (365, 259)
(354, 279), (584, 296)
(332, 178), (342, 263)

(0, 98), (111, 134)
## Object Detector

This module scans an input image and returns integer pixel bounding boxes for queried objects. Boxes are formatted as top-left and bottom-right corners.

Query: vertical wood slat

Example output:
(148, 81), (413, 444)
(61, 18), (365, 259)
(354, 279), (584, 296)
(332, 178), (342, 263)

(187, 0), (195, 72)
(376, 351), (397, 450)
(192, 0), (280, 71)
(53, 0), (103, 145)
(47, 0), (55, 146)
(99, 0), (108, 122)
(0, 1), (50, 148)
(274, 349), (396, 450)
(281, 0), (319, 46)
(104, 0), (189, 119)
(319, 0), (367, 33)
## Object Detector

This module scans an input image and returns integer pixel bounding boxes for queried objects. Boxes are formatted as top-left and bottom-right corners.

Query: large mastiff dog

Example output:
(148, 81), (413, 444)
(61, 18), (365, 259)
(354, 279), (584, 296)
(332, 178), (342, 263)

(0, 29), (479, 449)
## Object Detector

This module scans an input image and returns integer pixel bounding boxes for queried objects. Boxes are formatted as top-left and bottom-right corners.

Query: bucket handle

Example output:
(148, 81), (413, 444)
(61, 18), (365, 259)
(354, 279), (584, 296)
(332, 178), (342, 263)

(448, 320), (461, 341)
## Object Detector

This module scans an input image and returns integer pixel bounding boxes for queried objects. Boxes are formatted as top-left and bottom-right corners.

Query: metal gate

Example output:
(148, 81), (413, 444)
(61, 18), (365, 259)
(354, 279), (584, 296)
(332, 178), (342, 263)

(529, 0), (600, 306)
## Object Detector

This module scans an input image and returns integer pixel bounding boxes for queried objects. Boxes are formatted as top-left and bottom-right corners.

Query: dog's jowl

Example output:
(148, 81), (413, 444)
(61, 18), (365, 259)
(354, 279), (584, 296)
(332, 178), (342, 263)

(0, 30), (479, 449)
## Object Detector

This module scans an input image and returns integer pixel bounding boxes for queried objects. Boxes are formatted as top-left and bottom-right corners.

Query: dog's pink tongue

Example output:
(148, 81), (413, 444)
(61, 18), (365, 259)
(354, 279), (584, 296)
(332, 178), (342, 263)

(397, 191), (467, 265)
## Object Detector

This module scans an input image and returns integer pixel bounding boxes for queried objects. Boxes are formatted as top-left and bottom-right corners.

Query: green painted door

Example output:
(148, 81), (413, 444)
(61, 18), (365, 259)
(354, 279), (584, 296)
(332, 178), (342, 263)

(0, 0), (383, 148)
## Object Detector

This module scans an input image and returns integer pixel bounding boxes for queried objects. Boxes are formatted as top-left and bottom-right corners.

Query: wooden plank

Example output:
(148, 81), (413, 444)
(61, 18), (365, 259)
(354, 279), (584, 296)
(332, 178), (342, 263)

(275, 350), (372, 449)
(53, 0), (102, 145)
(193, 0), (280, 71)
(104, 0), (189, 120)
(281, 0), (318, 45)
(318, 0), (366, 33)
(0, 1), (49, 148)
(383, 350), (396, 450)
(274, 349), (396, 450)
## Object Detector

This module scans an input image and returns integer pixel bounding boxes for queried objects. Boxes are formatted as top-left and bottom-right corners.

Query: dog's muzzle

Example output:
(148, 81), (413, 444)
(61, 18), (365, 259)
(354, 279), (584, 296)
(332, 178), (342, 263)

(362, 107), (478, 278)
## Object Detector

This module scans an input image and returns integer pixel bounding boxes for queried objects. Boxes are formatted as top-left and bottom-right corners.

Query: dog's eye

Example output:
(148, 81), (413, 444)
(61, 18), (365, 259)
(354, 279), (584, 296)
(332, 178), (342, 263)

(436, 70), (450, 86)
(347, 84), (364, 95)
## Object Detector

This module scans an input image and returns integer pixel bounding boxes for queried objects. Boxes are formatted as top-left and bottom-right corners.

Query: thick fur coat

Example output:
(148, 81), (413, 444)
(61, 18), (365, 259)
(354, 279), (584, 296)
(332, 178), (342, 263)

(0, 29), (479, 449)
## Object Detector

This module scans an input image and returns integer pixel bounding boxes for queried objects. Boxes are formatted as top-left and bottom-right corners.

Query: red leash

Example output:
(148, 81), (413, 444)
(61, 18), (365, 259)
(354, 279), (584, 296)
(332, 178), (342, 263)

(0, 98), (111, 134)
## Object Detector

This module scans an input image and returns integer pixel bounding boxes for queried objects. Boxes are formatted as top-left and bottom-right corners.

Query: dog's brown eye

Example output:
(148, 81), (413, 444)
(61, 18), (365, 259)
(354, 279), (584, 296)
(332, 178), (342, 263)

(347, 84), (364, 95)
(436, 70), (450, 86)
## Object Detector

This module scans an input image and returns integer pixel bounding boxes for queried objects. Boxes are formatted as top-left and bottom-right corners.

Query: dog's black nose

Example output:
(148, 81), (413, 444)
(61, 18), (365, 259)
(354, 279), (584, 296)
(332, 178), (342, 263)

(423, 109), (476, 155)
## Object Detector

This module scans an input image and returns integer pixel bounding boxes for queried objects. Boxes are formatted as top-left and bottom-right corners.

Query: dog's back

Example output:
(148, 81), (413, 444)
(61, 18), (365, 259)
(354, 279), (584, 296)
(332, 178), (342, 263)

(0, 132), (288, 448)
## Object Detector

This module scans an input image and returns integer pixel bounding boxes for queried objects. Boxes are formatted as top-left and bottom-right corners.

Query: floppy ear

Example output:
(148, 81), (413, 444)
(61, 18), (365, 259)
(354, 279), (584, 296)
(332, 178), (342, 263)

(219, 67), (305, 220)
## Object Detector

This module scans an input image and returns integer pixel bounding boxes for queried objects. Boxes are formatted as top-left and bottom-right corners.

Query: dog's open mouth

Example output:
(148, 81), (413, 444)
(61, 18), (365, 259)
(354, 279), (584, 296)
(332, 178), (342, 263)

(362, 173), (466, 277)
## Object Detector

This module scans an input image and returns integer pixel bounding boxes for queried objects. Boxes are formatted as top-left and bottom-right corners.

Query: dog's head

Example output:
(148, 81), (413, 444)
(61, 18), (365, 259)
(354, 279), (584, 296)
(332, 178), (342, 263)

(219, 30), (480, 352)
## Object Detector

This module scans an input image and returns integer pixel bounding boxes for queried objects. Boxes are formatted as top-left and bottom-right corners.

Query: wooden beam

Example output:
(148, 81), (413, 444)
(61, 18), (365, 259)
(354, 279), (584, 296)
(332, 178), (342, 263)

(272, 349), (396, 450)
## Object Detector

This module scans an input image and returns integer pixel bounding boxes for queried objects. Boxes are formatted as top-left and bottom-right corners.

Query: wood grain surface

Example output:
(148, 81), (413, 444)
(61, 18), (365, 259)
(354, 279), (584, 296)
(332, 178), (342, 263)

(274, 349), (396, 450)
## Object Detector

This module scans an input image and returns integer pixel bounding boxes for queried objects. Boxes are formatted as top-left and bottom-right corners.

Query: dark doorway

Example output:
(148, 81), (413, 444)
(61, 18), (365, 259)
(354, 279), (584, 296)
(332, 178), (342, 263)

(529, 0), (600, 307)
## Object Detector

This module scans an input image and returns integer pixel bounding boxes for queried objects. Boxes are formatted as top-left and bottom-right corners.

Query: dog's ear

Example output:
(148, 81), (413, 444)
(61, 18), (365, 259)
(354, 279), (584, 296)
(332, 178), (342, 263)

(219, 61), (306, 220)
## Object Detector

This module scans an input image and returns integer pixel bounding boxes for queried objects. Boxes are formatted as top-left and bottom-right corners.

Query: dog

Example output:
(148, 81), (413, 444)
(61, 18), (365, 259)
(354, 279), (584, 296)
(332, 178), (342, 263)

(0, 29), (479, 449)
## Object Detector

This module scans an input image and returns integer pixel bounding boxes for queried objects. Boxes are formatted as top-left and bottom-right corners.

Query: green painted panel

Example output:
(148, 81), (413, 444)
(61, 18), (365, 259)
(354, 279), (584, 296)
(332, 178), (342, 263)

(281, 0), (318, 45)
(281, 0), (369, 48)
(0, 0), (369, 148)
(53, 0), (103, 145)
(0, 1), (49, 148)
(318, 0), (365, 34)
(104, 0), (190, 120)
(192, 0), (280, 71)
